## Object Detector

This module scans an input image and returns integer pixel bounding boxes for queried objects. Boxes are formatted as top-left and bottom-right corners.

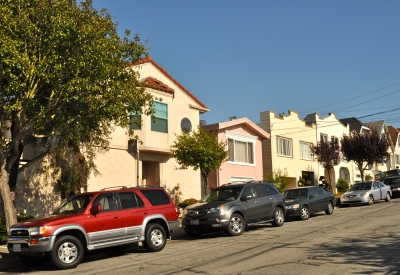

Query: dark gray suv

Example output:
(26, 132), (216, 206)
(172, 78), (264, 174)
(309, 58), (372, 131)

(181, 182), (286, 237)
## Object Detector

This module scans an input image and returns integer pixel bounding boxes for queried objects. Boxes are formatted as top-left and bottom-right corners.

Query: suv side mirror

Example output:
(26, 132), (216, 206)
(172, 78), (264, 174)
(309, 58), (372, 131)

(90, 204), (102, 214)
(241, 195), (252, 201)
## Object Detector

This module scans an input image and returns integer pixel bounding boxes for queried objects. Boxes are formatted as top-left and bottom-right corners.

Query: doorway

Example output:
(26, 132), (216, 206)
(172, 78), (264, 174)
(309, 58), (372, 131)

(142, 161), (160, 187)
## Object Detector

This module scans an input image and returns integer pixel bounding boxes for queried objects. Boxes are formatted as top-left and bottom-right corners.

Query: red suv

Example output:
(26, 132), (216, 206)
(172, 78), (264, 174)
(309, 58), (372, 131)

(7, 186), (179, 269)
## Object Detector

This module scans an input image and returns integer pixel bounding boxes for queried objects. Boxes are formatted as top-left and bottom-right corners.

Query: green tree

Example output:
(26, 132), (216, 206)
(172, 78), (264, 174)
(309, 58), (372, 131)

(0, 0), (154, 232)
(170, 127), (229, 195)
(312, 138), (341, 191)
(264, 168), (290, 192)
(341, 129), (388, 182)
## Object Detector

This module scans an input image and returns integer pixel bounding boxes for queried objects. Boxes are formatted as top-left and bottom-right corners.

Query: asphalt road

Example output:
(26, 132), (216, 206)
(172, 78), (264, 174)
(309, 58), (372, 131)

(1, 198), (400, 275)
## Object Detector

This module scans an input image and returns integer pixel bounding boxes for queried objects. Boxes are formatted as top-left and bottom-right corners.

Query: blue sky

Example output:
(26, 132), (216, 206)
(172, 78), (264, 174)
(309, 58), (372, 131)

(92, 0), (400, 128)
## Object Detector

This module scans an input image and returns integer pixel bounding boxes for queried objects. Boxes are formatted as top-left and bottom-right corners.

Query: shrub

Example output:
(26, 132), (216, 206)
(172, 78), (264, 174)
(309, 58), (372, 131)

(336, 178), (349, 193)
(0, 213), (35, 244)
(264, 168), (290, 192)
(178, 198), (199, 209)
(365, 174), (374, 181)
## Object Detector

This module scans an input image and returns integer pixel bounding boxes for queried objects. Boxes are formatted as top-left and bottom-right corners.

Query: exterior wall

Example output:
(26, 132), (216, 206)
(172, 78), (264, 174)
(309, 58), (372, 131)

(308, 113), (355, 192)
(207, 123), (265, 189)
(259, 110), (319, 190)
(12, 156), (62, 217)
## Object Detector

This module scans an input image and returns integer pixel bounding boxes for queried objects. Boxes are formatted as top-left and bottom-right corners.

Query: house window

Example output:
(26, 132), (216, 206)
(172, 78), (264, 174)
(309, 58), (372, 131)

(277, 137), (292, 157)
(151, 101), (168, 133)
(228, 138), (254, 164)
(320, 134), (328, 143)
(331, 136), (338, 143)
(395, 154), (400, 165)
(129, 113), (141, 130)
(300, 142), (313, 160)
(398, 137), (400, 147)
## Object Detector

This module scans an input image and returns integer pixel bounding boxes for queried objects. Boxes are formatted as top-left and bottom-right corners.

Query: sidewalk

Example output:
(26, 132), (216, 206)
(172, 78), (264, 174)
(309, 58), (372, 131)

(0, 244), (10, 258)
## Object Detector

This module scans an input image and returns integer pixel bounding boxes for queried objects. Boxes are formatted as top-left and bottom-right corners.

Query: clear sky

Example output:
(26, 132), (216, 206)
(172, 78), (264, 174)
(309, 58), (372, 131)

(92, 0), (400, 128)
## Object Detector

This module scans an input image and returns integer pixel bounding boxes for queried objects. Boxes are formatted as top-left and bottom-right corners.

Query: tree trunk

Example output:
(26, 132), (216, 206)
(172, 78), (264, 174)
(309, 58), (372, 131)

(0, 164), (17, 233)
(201, 172), (208, 197)
(327, 167), (333, 192)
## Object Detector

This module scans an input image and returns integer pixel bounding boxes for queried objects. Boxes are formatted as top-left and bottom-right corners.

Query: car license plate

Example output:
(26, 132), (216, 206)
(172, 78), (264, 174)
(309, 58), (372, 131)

(190, 219), (199, 225)
(13, 244), (21, 252)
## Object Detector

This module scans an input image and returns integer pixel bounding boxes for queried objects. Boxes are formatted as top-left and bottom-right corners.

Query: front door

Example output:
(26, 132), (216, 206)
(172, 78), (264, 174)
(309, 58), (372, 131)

(240, 185), (261, 222)
(142, 161), (160, 187)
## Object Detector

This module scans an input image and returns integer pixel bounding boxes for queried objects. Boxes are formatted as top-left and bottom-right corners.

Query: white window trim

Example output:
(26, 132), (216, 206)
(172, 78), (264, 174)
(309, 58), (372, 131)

(230, 176), (254, 183)
(276, 136), (292, 157)
(300, 141), (313, 160)
(226, 131), (257, 166)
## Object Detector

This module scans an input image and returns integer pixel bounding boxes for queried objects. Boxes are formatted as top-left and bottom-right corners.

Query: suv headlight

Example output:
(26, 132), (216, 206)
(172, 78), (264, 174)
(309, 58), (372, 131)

(286, 204), (300, 209)
(29, 226), (48, 235)
(207, 205), (226, 214)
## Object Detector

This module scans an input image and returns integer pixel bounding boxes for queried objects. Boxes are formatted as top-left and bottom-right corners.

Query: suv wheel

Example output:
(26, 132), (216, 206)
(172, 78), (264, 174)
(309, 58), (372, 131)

(50, 235), (84, 269)
(271, 207), (285, 227)
(227, 214), (245, 236)
(142, 223), (166, 252)
(18, 253), (47, 267)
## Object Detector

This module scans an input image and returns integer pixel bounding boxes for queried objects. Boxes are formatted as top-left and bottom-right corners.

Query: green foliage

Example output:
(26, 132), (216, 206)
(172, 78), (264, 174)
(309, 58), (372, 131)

(178, 198), (199, 209)
(166, 183), (183, 207)
(298, 172), (312, 186)
(171, 127), (229, 194)
(264, 168), (290, 192)
(336, 178), (349, 193)
(0, 214), (35, 244)
(365, 174), (374, 182)
(0, 0), (155, 228)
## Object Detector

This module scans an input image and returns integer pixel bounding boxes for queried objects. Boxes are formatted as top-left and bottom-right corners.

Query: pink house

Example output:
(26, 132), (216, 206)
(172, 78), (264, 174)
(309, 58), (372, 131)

(202, 117), (270, 189)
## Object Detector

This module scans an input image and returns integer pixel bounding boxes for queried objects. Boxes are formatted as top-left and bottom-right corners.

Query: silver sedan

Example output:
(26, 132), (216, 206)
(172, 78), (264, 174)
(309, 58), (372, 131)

(340, 181), (392, 206)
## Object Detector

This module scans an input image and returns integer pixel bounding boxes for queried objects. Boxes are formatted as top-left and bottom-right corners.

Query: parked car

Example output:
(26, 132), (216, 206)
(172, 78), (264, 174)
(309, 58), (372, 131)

(7, 186), (179, 269)
(374, 169), (400, 181)
(340, 181), (392, 206)
(181, 181), (286, 237)
(383, 176), (400, 197)
(283, 186), (335, 220)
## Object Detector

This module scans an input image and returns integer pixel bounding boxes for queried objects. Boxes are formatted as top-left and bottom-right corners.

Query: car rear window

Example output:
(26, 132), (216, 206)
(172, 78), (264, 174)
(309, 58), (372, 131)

(140, 189), (171, 206)
(384, 177), (400, 185)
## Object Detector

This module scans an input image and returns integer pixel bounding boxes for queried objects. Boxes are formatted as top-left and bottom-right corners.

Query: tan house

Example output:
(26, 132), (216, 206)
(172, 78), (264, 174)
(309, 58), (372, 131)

(86, 57), (209, 200)
(388, 126), (400, 169)
(202, 117), (270, 189)
(304, 112), (353, 192)
(258, 110), (320, 190)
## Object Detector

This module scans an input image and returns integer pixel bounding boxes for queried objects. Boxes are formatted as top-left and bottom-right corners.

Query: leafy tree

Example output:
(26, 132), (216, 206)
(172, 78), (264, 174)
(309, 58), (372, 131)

(341, 129), (388, 181)
(170, 127), (229, 195)
(0, 0), (154, 232)
(336, 178), (349, 193)
(312, 138), (340, 191)
(264, 168), (290, 192)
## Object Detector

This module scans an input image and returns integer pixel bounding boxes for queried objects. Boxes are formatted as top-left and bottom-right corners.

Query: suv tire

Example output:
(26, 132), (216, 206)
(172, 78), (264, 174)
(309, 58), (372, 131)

(142, 223), (166, 252)
(50, 235), (84, 269)
(271, 207), (285, 227)
(227, 214), (245, 236)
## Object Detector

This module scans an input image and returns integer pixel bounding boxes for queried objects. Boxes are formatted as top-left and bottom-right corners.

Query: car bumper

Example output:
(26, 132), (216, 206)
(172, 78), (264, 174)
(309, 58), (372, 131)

(285, 208), (302, 218)
(7, 236), (52, 253)
(181, 214), (231, 232)
(340, 196), (369, 204)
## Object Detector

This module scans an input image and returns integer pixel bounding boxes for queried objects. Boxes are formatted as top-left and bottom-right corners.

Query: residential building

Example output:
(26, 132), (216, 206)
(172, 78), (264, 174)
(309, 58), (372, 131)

(258, 110), (319, 190)
(304, 112), (353, 192)
(202, 117), (270, 189)
(388, 126), (400, 169)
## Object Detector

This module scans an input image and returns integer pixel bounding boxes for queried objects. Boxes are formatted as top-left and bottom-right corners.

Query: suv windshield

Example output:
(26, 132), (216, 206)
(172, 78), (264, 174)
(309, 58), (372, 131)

(200, 186), (243, 202)
(54, 195), (93, 214)
(349, 182), (371, 191)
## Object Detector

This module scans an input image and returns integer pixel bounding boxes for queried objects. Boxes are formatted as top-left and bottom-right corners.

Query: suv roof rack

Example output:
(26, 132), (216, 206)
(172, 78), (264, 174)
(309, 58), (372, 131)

(100, 186), (127, 191)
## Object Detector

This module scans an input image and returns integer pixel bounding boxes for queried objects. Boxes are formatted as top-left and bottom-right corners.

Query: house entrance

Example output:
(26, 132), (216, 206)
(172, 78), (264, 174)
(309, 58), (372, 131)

(142, 161), (160, 187)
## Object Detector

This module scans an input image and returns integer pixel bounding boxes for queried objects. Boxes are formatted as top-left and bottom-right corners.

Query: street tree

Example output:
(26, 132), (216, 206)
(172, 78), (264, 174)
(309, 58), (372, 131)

(0, 0), (155, 232)
(170, 127), (229, 195)
(340, 129), (388, 181)
(312, 138), (341, 191)
(264, 168), (290, 192)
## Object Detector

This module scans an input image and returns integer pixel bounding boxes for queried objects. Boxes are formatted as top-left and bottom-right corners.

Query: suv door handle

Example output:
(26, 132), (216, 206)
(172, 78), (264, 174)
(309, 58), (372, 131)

(254, 200), (260, 203)
(114, 216), (120, 219)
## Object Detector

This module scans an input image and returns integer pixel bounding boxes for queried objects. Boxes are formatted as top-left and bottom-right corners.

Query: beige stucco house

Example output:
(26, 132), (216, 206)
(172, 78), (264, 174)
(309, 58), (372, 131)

(388, 126), (400, 169)
(86, 57), (209, 201)
(304, 112), (353, 192)
(202, 117), (270, 189)
(258, 110), (320, 190)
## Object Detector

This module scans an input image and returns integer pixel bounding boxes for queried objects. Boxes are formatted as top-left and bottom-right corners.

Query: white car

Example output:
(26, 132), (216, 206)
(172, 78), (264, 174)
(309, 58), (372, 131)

(340, 181), (392, 206)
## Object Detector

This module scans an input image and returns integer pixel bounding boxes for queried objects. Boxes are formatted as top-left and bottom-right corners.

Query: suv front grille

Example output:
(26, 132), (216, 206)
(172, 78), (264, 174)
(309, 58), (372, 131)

(188, 210), (207, 217)
(10, 229), (30, 237)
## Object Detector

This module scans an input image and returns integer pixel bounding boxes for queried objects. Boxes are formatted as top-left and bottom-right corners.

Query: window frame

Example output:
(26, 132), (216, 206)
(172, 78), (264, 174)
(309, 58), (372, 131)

(276, 136), (292, 157)
(300, 141), (313, 160)
(320, 134), (328, 143)
(226, 131), (257, 166)
(151, 101), (168, 133)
